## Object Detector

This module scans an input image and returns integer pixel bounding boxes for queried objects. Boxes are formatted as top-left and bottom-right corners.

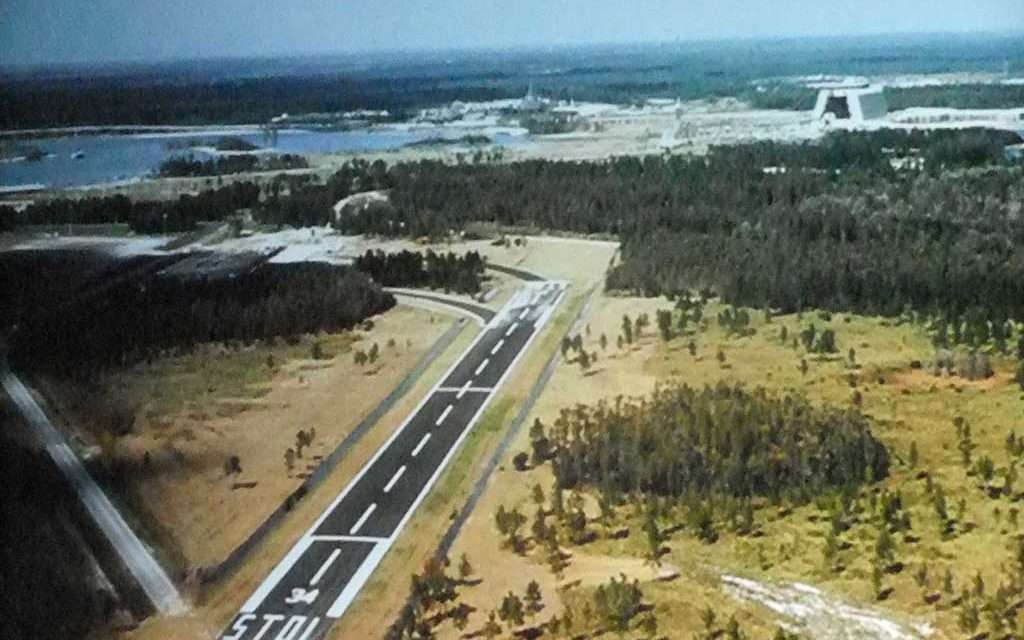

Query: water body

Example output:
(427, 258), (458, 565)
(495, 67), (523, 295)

(0, 127), (525, 189)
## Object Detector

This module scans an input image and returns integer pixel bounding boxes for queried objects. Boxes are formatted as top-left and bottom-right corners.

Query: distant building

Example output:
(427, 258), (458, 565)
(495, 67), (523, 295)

(813, 86), (888, 123)
(518, 84), (547, 113)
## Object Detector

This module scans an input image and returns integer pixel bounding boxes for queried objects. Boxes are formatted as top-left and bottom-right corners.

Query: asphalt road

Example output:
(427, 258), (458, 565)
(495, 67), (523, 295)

(0, 352), (186, 616)
(220, 280), (566, 640)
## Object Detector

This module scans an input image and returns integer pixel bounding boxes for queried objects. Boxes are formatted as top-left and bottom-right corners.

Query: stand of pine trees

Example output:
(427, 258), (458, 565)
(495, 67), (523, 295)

(541, 382), (889, 503)
(10, 260), (394, 375)
(12, 182), (260, 233)
(354, 249), (486, 294)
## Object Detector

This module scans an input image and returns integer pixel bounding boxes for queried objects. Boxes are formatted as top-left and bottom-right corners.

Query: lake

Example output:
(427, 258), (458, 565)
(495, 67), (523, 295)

(0, 127), (526, 190)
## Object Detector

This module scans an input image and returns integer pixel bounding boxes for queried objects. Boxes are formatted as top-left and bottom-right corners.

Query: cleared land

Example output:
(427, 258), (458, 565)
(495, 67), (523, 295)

(39, 305), (453, 574)
(429, 290), (1021, 639)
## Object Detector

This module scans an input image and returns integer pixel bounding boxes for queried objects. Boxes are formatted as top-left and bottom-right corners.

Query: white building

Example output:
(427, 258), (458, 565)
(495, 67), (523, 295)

(812, 86), (888, 123)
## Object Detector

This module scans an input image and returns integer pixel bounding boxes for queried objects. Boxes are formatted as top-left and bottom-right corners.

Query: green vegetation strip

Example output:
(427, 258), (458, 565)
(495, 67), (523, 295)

(384, 285), (595, 637)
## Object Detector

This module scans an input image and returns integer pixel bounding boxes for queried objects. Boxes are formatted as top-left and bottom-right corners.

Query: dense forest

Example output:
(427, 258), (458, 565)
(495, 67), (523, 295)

(354, 249), (486, 294)
(157, 153), (308, 178)
(746, 83), (1024, 112)
(12, 182), (260, 233)
(3, 34), (1020, 128)
(537, 383), (889, 504)
(0, 432), (109, 640)
(6, 255), (394, 375)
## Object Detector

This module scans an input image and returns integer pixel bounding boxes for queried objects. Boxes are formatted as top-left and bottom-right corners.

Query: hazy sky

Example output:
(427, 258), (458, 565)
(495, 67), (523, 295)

(2, 0), (1022, 65)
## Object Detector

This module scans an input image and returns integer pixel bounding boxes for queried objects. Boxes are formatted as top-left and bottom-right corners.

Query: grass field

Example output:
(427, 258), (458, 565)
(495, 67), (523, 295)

(433, 292), (1023, 639)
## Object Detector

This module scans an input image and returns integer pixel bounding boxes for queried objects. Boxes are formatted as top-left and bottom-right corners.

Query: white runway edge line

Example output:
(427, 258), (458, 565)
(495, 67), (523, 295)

(310, 549), (342, 587)
(383, 465), (407, 494)
(435, 405), (454, 426)
(1, 364), (187, 616)
(411, 432), (431, 457)
(490, 339), (505, 355)
(349, 503), (377, 535)
(474, 358), (489, 376)
(234, 282), (566, 623)
(324, 282), (568, 620)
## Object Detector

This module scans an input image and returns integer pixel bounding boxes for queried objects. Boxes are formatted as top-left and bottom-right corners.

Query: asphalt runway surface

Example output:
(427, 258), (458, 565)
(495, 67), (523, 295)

(220, 281), (566, 640)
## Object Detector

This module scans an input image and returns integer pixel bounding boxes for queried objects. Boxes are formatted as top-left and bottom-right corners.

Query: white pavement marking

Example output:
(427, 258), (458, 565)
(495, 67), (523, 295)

(383, 465), (406, 494)
(519, 308), (530, 321)
(309, 535), (387, 543)
(310, 549), (342, 587)
(349, 504), (377, 535)
(491, 339), (505, 355)
(242, 536), (315, 612)
(436, 386), (495, 393)
(436, 405), (453, 426)
(457, 379), (472, 399)
(412, 432), (431, 457)
(474, 358), (489, 376)
(506, 322), (519, 337)
(233, 282), (568, 621)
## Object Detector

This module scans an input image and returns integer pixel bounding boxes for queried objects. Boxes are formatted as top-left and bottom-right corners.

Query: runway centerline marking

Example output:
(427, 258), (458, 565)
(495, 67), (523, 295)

(491, 339), (505, 355)
(474, 358), (489, 375)
(350, 504), (376, 535)
(435, 405), (453, 426)
(519, 308), (530, 321)
(383, 465), (406, 494)
(310, 548), (342, 587)
(456, 379), (472, 399)
(412, 433), (431, 457)
(505, 322), (519, 337)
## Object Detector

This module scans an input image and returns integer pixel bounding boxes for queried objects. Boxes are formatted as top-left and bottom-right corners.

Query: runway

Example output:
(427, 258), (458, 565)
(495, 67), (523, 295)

(220, 280), (567, 640)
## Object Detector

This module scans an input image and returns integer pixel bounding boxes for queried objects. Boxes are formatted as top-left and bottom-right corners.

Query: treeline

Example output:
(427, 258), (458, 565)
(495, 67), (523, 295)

(10, 259), (394, 375)
(354, 249), (486, 294)
(608, 168), (1024, 319)
(157, 153), (308, 177)
(13, 182), (260, 233)
(256, 159), (393, 228)
(887, 84), (1024, 111)
(537, 383), (889, 502)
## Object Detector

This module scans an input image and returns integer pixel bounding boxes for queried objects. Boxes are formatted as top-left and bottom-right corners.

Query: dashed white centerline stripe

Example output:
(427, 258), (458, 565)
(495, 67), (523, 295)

(457, 380), (472, 399)
(412, 432), (431, 457)
(349, 503), (376, 535)
(506, 322), (519, 337)
(491, 339), (505, 355)
(475, 358), (489, 375)
(310, 548), (342, 587)
(436, 405), (453, 426)
(383, 465), (406, 494)
(519, 308), (530, 321)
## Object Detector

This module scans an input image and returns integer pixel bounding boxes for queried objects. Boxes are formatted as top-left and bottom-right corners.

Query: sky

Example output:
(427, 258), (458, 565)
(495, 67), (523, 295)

(2, 0), (1023, 66)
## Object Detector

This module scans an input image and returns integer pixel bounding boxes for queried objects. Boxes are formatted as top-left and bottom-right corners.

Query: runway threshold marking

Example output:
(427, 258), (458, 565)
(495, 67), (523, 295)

(436, 405), (454, 426)
(412, 432), (431, 457)
(310, 549), (342, 586)
(383, 465), (406, 494)
(505, 322), (519, 337)
(474, 358), (489, 375)
(350, 504), (376, 535)
(491, 339), (505, 355)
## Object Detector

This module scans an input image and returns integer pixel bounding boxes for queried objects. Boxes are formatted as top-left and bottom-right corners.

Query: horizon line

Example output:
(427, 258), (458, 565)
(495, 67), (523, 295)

(3, 28), (1023, 73)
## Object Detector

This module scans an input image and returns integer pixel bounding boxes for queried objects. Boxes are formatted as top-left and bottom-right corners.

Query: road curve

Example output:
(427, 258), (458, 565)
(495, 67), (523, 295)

(220, 280), (567, 640)
(0, 354), (187, 616)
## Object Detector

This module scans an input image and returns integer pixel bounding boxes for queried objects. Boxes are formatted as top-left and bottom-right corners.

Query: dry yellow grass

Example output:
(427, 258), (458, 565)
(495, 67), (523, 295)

(432, 292), (1023, 639)
(121, 311), (482, 640)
